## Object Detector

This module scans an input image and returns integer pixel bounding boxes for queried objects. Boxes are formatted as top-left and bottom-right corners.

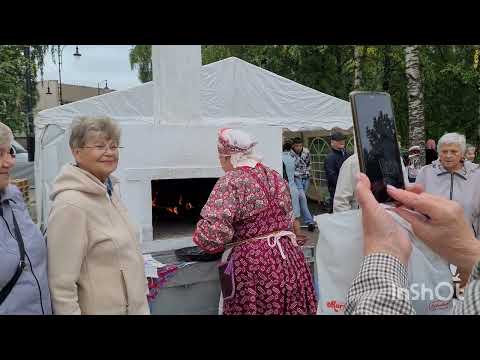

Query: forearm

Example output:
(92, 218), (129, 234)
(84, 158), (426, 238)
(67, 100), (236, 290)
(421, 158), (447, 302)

(345, 253), (415, 315)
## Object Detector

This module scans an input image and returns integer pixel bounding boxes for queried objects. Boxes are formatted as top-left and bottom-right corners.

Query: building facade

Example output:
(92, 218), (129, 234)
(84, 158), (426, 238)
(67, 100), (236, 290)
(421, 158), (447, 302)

(15, 81), (114, 146)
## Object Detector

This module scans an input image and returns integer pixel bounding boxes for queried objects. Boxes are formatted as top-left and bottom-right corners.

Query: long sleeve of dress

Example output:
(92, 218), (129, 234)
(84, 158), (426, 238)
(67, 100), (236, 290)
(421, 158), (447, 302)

(193, 176), (239, 253)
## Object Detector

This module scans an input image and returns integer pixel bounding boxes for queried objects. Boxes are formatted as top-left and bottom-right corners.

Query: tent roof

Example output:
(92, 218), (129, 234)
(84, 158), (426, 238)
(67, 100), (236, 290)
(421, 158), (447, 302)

(35, 57), (352, 131)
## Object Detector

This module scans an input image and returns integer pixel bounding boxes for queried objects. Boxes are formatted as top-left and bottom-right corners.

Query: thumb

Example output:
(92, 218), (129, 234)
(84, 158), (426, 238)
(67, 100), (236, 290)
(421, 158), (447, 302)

(355, 173), (379, 215)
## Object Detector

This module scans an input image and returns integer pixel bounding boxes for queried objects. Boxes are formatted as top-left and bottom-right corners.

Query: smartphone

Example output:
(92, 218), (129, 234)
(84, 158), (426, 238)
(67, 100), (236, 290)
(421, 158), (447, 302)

(349, 91), (405, 203)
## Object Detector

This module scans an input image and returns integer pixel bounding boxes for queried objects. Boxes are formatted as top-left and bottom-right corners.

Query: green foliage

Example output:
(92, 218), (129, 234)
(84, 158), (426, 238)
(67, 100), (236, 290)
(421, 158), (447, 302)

(130, 45), (480, 147)
(0, 45), (49, 133)
(129, 45), (152, 83)
(0, 46), (29, 132)
(421, 46), (480, 144)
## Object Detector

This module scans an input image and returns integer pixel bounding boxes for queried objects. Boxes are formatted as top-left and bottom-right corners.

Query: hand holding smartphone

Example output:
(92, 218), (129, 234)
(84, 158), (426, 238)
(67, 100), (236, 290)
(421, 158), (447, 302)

(350, 91), (405, 203)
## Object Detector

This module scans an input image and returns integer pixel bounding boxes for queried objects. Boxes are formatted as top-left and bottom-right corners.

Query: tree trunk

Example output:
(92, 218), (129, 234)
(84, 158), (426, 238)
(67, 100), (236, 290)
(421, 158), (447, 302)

(353, 46), (364, 90)
(475, 45), (480, 159)
(405, 45), (426, 166)
(382, 45), (392, 91)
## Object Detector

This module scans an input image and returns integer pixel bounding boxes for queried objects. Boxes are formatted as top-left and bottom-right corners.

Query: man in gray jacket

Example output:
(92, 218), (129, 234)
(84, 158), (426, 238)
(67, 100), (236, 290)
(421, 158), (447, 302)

(0, 122), (52, 315)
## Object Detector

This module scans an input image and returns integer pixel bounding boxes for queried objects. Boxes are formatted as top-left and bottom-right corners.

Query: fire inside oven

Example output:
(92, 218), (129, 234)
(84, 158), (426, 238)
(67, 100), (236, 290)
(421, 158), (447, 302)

(151, 178), (218, 240)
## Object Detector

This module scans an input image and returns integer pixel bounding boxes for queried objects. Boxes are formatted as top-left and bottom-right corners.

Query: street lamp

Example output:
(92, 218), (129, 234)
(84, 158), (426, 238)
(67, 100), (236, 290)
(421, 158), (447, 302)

(56, 45), (83, 105)
(23, 46), (34, 162)
(24, 46), (80, 161)
(45, 80), (52, 95)
(73, 46), (82, 58)
(56, 45), (66, 105)
(97, 80), (109, 95)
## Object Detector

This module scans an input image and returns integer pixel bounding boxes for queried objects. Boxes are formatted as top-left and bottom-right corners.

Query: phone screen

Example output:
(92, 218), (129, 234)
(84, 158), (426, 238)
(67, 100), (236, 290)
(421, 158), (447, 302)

(350, 92), (405, 203)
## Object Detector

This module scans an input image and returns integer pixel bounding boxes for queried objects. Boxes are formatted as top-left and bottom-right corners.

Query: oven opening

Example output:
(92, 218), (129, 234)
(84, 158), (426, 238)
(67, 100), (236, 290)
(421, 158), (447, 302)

(151, 178), (218, 240)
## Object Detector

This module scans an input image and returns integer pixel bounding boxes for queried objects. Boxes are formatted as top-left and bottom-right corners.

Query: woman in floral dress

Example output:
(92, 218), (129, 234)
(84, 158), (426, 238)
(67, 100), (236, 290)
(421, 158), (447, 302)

(193, 128), (317, 315)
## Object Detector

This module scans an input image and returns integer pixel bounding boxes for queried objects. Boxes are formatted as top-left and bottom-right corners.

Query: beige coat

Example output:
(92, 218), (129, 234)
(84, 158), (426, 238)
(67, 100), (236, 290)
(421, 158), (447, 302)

(47, 164), (149, 315)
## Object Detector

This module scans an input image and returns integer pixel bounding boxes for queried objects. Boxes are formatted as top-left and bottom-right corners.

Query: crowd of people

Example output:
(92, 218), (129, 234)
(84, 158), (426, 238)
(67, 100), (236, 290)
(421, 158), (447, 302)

(1, 114), (480, 315)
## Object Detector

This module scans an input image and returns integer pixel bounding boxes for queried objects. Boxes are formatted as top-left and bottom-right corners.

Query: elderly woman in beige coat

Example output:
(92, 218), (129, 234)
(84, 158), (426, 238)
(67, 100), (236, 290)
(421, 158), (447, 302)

(47, 116), (149, 315)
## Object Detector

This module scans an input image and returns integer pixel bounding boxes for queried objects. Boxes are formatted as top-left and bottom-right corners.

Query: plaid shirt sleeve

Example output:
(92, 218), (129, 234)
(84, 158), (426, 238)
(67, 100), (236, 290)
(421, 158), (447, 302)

(304, 150), (311, 171)
(345, 253), (416, 315)
(452, 261), (480, 315)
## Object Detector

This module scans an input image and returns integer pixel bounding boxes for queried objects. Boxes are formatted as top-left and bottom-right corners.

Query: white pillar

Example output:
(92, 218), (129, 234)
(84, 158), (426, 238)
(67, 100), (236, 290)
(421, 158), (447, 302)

(152, 45), (201, 126)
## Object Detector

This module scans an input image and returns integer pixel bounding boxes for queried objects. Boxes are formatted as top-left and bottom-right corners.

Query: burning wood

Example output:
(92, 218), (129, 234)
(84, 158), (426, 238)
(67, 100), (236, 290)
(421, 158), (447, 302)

(152, 191), (194, 216)
(151, 178), (217, 226)
(166, 207), (179, 215)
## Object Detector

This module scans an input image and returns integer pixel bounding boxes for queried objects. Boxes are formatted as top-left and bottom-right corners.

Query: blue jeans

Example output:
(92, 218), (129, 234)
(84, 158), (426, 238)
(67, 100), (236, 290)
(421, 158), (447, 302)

(288, 183), (301, 219)
(294, 177), (315, 225)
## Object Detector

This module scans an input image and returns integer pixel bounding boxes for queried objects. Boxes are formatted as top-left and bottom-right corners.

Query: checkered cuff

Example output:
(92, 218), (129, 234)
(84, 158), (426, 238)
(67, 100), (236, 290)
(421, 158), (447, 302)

(453, 260), (480, 315)
(345, 253), (414, 315)
(360, 253), (409, 288)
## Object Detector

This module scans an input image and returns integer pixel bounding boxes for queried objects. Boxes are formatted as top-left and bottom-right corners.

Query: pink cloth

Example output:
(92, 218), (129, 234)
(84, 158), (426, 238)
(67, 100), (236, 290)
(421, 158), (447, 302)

(193, 163), (317, 315)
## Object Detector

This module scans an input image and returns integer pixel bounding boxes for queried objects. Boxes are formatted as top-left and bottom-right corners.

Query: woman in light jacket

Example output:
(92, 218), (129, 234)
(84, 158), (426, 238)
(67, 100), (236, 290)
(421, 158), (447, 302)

(416, 133), (480, 238)
(47, 116), (149, 315)
(0, 122), (52, 315)
(415, 133), (480, 286)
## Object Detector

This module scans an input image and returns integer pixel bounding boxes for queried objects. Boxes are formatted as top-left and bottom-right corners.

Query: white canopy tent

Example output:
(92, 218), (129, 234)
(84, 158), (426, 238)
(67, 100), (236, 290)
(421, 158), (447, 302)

(34, 55), (352, 247)
(35, 57), (352, 131)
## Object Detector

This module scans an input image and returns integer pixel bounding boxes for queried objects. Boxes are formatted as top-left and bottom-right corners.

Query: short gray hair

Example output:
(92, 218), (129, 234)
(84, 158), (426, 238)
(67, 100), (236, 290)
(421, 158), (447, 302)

(69, 116), (121, 149)
(437, 132), (466, 155)
(0, 122), (13, 147)
(466, 144), (476, 152)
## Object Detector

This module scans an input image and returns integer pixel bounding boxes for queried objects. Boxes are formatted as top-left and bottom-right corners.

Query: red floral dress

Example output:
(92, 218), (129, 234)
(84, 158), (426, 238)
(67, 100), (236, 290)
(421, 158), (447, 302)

(193, 163), (317, 315)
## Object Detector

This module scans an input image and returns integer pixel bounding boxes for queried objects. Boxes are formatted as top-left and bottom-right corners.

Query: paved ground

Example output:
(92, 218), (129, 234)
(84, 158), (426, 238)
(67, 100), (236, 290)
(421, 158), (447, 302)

(299, 198), (327, 247)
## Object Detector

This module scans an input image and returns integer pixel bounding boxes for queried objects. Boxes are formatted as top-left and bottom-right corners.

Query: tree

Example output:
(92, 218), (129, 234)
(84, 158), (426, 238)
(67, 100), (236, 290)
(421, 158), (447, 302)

(0, 46), (29, 132)
(474, 45), (480, 158)
(128, 44), (480, 151)
(0, 45), (49, 133)
(405, 45), (426, 165)
(421, 45), (479, 143)
(129, 45), (152, 83)
(382, 45), (392, 91)
(353, 46), (364, 90)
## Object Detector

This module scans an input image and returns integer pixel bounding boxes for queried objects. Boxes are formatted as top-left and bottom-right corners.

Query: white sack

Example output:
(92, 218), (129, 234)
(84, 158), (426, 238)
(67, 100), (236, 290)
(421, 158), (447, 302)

(315, 209), (453, 315)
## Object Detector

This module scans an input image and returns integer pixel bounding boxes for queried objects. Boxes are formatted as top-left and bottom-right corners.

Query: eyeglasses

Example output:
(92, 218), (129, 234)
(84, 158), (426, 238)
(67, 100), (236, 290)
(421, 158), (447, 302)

(79, 144), (124, 152)
(0, 146), (16, 161)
